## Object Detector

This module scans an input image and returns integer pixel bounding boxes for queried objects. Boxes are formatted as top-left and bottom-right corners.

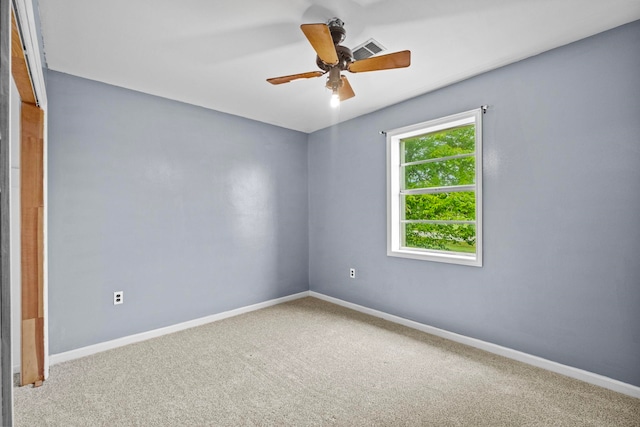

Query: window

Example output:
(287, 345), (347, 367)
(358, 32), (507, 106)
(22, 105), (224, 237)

(387, 108), (483, 266)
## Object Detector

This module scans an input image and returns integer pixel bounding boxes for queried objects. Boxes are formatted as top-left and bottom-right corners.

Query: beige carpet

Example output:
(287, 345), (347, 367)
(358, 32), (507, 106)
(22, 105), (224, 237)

(13, 297), (640, 426)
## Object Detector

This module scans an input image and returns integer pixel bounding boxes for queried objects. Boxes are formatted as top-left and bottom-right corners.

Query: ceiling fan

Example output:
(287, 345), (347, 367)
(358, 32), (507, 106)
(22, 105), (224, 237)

(266, 18), (411, 108)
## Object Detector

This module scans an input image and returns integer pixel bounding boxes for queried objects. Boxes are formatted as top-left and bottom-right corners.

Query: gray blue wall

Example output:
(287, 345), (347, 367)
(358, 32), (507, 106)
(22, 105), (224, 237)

(47, 71), (309, 354)
(308, 20), (640, 387)
(48, 20), (640, 387)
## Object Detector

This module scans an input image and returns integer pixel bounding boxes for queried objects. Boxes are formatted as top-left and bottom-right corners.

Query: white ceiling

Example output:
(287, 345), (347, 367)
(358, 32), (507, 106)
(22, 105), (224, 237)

(38, 0), (640, 133)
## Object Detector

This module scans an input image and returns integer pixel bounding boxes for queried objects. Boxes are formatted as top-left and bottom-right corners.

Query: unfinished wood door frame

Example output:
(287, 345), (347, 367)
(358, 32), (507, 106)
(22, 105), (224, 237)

(19, 102), (44, 386)
(11, 6), (45, 387)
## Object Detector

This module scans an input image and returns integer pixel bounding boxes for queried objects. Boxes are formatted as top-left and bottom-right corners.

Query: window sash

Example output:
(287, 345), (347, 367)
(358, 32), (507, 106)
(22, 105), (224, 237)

(400, 184), (475, 195)
(400, 152), (475, 167)
(401, 220), (475, 225)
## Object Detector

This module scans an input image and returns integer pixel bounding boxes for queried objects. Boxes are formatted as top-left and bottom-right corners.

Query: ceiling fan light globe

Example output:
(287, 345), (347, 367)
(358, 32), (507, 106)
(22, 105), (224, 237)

(330, 92), (340, 108)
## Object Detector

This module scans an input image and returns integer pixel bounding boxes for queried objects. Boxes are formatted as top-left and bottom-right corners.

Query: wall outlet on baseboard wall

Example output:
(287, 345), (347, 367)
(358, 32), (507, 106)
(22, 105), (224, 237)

(349, 268), (356, 279)
(114, 291), (124, 305)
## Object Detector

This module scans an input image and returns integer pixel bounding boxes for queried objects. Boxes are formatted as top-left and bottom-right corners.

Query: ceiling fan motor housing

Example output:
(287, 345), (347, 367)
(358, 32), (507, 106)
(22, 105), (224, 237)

(316, 18), (353, 72)
(328, 18), (346, 44)
(316, 45), (353, 71)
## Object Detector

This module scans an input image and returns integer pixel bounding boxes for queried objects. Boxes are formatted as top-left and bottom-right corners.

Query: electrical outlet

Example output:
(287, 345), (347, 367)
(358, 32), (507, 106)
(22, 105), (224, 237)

(114, 291), (124, 305)
(349, 268), (356, 279)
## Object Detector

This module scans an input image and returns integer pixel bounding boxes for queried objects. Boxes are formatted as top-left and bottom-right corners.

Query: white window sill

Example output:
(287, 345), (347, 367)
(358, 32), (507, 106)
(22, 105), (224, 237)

(388, 248), (482, 267)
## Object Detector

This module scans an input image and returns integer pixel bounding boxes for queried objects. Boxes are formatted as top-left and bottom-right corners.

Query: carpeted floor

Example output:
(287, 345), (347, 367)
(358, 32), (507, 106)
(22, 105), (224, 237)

(13, 297), (640, 426)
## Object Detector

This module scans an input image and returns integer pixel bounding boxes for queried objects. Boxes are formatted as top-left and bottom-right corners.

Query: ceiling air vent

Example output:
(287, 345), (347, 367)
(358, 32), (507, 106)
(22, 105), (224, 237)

(352, 38), (386, 61)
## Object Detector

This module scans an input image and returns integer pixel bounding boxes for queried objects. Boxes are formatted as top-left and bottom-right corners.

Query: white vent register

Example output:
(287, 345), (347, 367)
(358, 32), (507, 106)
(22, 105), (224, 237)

(352, 38), (386, 60)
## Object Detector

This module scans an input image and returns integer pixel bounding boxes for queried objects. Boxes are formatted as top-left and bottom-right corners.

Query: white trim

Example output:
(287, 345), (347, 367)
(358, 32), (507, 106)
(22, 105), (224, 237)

(45, 289), (640, 399)
(387, 108), (483, 267)
(12, 0), (47, 107)
(42, 102), (49, 379)
(309, 291), (640, 399)
(49, 291), (310, 367)
(386, 114), (475, 140)
(388, 247), (478, 266)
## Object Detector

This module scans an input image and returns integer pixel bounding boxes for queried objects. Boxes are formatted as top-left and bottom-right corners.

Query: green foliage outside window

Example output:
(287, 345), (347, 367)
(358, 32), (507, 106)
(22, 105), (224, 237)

(402, 125), (477, 253)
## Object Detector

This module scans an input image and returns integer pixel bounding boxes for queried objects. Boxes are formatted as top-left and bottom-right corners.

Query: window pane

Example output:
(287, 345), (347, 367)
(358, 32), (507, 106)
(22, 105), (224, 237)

(404, 156), (475, 189)
(402, 125), (475, 163)
(404, 192), (475, 221)
(404, 223), (476, 253)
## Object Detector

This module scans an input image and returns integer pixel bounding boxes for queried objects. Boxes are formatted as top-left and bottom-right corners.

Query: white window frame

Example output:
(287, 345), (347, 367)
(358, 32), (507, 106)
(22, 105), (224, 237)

(386, 108), (483, 267)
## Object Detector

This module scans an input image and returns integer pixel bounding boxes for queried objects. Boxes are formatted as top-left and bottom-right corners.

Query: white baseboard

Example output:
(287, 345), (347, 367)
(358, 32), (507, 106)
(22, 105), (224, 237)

(309, 291), (640, 399)
(47, 289), (639, 399)
(49, 291), (310, 366)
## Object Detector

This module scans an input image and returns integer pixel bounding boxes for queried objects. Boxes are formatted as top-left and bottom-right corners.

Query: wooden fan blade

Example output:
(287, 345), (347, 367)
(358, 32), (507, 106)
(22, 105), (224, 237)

(267, 71), (324, 85)
(339, 76), (355, 101)
(300, 23), (339, 65)
(348, 50), (411, 73)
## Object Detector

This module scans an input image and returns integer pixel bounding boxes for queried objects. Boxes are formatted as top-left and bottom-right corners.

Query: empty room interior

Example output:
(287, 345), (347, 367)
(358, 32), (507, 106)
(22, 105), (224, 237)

(1, 0), (640, 425)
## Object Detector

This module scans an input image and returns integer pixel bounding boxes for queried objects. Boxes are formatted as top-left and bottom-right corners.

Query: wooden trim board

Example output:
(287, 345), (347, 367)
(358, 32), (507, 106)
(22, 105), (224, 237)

(19, 101), (44, 386)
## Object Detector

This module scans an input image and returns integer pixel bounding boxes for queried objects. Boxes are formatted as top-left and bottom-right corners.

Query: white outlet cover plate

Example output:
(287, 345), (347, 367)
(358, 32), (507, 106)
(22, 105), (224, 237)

(114, 291), (124, 305)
